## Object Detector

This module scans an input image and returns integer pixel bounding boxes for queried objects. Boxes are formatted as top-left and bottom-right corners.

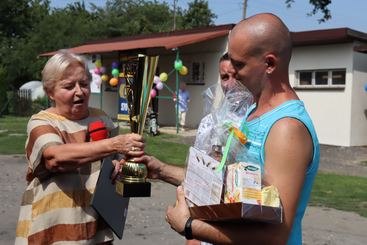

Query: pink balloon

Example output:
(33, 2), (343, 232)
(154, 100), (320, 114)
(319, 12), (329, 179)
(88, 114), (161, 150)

(156, 81), (164, 90)
(94, 67), (101, 74)
(150, 89), (157, 98)
(154, 75), (161, 84)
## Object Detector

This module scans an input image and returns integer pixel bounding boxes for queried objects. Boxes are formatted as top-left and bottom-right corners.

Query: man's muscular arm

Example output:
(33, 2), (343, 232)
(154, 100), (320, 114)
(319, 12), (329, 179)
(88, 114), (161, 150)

(166, 118), (313, 245)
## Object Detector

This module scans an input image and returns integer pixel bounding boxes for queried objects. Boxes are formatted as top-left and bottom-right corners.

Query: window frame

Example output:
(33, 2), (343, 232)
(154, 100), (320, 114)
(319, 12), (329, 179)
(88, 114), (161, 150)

(186, 61), (206, 85)
(295, 68), (346, 89)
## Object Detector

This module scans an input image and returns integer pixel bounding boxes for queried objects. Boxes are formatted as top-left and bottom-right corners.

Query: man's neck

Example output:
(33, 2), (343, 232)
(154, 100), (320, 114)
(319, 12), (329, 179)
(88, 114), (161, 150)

(248, 80), (298, 121)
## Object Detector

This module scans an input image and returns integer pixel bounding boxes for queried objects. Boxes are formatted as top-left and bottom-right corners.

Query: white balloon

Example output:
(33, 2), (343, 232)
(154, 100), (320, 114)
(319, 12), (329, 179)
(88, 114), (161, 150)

(154, 75), (161, 84)
(156, 81), (164, 90)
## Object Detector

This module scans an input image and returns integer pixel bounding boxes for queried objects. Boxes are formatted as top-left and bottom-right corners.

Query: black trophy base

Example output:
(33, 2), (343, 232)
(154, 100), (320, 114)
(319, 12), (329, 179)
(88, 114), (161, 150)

(115, 180), (151, 197)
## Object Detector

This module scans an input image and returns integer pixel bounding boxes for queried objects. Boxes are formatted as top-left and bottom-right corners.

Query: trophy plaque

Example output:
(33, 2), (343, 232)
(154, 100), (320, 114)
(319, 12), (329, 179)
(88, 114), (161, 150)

(116, 55), (159, 197)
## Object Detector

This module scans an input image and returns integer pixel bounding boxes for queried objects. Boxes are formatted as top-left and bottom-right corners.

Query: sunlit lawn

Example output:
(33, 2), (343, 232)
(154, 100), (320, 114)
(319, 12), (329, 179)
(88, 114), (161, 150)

(1, 116), (366, 217)
(0, 116), (28, 154)
(309, 173), (367, 217)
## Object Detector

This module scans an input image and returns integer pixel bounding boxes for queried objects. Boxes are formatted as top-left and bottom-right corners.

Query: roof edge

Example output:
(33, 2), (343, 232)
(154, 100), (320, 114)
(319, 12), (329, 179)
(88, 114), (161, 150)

(292, 27), (367, 46)
(85, 24), (235, 45)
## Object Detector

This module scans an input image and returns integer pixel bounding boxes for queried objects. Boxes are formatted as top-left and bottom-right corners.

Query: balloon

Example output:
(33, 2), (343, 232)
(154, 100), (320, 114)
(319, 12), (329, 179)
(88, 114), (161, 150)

(159, 72), (168, 82)
(154, 75), (161, 84)
(101, 74), (109, 82)
(365, 83), (367, 92)
(109, 77), (119, 87)
(150, 89), (157, 98)
(100, 66), (106, 74)
(111, 61), (119, 69)
(156, 81), (164, 90)
(179, 65), (188, 76)
(174, 59), (183, 71)
(95, 59), (102, 68)
(94, 67), (101, 75)
(112, 68), (119, 77)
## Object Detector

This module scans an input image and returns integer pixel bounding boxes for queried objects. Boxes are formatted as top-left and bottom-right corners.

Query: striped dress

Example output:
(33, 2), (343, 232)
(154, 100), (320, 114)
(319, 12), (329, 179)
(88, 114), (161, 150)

(15, 108), (115, 244)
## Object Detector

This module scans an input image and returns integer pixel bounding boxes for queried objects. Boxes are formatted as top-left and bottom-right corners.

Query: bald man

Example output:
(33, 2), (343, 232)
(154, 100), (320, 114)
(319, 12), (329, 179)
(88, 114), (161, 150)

(136, 13), (319, 245)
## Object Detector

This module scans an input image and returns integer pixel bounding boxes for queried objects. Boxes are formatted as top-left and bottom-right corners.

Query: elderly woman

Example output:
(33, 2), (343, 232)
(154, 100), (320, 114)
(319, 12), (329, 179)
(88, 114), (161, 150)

(15, 50), (144, 244)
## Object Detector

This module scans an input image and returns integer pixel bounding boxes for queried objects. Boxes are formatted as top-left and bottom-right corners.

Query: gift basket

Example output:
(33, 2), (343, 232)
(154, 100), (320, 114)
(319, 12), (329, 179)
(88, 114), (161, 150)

(185, 81), (283, 224)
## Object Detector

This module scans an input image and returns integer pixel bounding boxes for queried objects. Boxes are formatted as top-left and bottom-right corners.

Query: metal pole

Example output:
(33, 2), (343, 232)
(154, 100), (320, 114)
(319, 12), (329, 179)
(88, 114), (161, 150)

(243, 0), (247, 19)
(173, 0), (177, 31)
(175, 50), (180, 133)
(100, 82), (103, 110)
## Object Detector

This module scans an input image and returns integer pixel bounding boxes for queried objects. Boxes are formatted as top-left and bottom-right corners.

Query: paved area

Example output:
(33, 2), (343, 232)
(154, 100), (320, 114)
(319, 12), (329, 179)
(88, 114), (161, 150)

(1, 128), (367, 244)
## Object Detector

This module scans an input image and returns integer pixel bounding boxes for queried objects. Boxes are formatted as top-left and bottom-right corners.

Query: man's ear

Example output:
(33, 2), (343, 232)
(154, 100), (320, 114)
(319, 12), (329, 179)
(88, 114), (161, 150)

(265, 55), (276, 74)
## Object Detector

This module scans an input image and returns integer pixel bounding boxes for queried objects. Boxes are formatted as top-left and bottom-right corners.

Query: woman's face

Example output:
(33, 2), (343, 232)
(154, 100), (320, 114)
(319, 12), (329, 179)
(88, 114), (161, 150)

(48, 63), (90, 120)
(219, 60), (236, 94)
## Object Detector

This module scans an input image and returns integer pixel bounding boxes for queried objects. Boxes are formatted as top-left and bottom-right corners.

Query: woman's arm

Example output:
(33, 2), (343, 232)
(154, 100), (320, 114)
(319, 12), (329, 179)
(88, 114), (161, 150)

(43, 133), (144, 172)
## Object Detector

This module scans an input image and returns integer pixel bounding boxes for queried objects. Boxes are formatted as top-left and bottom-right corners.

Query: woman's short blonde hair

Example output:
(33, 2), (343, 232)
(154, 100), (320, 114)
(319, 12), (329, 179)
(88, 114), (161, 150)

(42, 49), (91, 95)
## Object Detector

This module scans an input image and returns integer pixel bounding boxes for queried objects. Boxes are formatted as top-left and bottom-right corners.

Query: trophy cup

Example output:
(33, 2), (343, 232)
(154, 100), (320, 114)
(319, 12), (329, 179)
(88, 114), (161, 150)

(116, 55), (159, 197)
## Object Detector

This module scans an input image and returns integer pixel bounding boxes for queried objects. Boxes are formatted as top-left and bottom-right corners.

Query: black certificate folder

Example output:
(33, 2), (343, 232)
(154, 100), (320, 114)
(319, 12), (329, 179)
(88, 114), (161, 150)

(91, 156), (130, 239)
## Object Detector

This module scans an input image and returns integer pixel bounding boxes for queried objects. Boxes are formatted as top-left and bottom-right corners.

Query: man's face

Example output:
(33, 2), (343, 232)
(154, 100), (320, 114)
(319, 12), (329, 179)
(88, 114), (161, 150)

(219, 60), (236, 94)
(228, 36), (267, 97)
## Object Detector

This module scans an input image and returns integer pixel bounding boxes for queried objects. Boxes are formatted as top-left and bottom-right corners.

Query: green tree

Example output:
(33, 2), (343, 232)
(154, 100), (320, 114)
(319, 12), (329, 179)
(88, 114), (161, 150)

(0, 0), (50, 88)
(0, 66), (8, 115)
(182, 0), (217, 29)
(286, 0), (332, 23)
(0, 0), (218, 91)
(91, 0), (176, 37)
(2, 1), (98, 88)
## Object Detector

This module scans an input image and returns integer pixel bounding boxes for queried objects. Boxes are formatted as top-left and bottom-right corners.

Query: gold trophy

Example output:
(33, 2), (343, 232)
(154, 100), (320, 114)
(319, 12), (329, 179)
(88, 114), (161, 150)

(116, 55), (159, 197)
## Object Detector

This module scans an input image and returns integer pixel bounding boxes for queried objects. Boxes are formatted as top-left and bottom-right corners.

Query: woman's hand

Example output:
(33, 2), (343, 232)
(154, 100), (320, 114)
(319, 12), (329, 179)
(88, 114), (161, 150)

(111, 133), (145, 157)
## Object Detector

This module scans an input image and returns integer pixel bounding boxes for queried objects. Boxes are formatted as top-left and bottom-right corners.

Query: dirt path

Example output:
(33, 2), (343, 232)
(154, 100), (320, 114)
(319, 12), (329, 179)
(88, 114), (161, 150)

(1, 132), (367, 245)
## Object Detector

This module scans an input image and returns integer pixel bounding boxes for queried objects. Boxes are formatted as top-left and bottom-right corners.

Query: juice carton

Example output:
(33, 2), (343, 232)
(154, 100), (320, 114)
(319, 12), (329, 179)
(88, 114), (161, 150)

(224, 162), (262, 205)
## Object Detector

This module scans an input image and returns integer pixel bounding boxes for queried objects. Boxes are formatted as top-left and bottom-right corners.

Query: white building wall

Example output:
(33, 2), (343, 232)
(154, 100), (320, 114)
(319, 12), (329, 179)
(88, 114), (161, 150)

(350, 47), (367, 145)
(289, 43), (354, 146)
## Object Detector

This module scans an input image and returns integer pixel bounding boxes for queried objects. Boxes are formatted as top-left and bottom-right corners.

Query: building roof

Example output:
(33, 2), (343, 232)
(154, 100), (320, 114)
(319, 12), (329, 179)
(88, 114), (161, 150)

(41, 26), (367, 56)
(354, 45), (367, 54)
(291, 28), (367, 46)
(40, 24), (234, 56)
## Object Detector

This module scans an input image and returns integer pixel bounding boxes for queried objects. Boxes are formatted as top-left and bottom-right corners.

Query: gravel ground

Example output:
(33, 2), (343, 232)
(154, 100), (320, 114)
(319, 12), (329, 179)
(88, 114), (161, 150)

(1, 129), (367, 244)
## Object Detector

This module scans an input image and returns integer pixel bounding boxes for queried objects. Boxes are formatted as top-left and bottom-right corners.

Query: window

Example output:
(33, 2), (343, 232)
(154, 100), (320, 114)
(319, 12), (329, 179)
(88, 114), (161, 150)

(315, 71), (328, 85)
(190, 62), (206, 84)
(332, 70), (346, 85)
(299, 71), (312, 85)
(296, 69), (346, 87)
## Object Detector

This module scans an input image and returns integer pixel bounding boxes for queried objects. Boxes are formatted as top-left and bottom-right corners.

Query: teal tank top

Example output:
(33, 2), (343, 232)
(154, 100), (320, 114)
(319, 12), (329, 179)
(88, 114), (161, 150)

(238, 100), (319, 245)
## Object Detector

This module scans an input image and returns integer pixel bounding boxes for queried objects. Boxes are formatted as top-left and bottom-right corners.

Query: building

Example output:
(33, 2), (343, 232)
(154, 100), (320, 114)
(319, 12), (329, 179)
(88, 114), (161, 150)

(290, 28), (367, 146)
(42, 26), (367, 146)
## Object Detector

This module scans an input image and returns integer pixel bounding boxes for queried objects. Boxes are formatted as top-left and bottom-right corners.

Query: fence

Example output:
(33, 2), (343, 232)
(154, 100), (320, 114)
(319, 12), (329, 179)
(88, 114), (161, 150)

(18, 89), (32, 100)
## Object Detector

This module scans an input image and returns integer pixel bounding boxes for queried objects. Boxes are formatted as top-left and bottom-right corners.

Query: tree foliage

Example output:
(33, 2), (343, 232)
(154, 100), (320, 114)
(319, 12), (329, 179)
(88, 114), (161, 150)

(0, 0), (216, 92)
(0, 0), (333, 93)
(182, 0), (217, 29)
(286, 0), (332, 23)
(91, 0), (175, 37)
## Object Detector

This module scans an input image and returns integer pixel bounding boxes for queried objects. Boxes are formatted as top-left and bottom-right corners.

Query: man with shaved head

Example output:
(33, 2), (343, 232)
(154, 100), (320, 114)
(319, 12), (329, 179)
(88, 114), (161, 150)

(138, 13), (319, 245)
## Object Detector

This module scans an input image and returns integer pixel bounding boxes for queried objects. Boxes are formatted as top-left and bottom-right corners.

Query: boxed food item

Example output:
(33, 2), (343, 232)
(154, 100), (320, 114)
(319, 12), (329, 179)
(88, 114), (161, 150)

(186, 81), (282, 224)
(224, 162), (262, 205)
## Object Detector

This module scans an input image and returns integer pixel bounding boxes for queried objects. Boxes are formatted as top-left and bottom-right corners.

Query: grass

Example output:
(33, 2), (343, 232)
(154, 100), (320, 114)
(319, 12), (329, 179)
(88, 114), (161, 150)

(1, 116), (367, 217)
(119, 127), (190, 166)
(145, 133), (190, 166)
(309, 173), (367, 217)
(0, 116), (29, 154)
